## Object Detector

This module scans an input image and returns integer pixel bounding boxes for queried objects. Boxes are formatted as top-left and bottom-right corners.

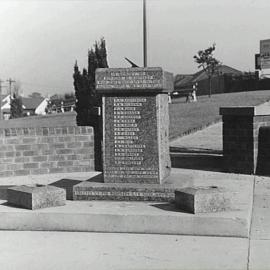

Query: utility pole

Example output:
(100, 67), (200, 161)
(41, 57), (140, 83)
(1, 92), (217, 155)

(143, 0), (147, 67)
(6, 78), (15, 97)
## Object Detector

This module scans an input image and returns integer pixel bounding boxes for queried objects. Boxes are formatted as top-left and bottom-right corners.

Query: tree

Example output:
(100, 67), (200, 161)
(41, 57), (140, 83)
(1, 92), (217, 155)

(64, 92), (75, 100)
(13, 81), (22, 97)
(10, 94), (23, 119)
(28, 92), (43, 99)
(193, 43), (221, 97)
(73, 37), (109, 171)
(73, 37), (108, 125)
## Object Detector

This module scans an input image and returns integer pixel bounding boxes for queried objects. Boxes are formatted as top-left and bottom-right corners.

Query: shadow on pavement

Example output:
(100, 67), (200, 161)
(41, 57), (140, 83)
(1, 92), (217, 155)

(170, 147), (224, 173)
(151, 202), (192, 214)
(86, 173), (104, 183)
(0, 186), (14, 200)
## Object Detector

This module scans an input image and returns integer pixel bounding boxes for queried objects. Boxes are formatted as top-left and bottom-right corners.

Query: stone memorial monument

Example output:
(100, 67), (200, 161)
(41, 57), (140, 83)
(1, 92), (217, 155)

(73, 67), (175, 201)
(97, 67), (172, 184)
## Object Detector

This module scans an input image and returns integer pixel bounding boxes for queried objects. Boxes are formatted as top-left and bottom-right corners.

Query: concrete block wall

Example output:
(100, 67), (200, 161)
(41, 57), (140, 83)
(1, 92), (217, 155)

(220, 105), (270, 174)
(0, 126), (94, 177)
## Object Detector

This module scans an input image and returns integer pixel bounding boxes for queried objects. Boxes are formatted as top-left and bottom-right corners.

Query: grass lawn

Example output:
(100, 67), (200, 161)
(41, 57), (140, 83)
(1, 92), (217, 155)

(0, 111), (77, 129)
(169, 90), (270, 139)
(2, 90), (270, 141)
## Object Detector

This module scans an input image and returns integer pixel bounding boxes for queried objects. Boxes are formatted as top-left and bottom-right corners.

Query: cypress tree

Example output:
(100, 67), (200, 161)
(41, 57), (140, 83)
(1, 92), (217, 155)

(74, 38), (108, 125)
(73, 38), (109, 170)
(10, 94), (23, 119)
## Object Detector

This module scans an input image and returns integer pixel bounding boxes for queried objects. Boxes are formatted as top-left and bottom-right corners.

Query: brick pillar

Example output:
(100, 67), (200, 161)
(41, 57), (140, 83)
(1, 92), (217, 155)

(220, 105), (270, 174)
(257, 126), (270, 175)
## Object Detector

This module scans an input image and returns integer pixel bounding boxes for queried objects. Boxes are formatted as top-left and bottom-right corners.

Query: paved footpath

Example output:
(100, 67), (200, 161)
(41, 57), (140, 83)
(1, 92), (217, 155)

(0, 231), (249, 270)
(170, 122), (223, 153)
(1, 124), (270, 269)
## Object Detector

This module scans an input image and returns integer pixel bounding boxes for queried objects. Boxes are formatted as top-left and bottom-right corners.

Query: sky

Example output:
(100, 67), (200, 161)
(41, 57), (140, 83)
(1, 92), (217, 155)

(0, 0), (270, 97)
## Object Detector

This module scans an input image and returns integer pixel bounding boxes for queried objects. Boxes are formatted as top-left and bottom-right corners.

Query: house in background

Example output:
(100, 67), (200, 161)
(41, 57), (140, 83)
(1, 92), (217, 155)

(22, 97), (49, 116)
(46, 95), (76, 114)
(0, 95), (49, 119)
(1, 94), (12, 120)
(174, 65), (243, 96)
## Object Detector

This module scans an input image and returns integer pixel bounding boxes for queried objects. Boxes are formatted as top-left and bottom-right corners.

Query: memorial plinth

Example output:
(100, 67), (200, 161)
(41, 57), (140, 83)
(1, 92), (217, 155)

(96, 67), (173, 184)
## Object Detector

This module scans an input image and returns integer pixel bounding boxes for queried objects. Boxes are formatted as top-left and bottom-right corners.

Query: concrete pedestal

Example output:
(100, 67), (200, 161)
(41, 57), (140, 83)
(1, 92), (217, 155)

(7, 185), (66, 210)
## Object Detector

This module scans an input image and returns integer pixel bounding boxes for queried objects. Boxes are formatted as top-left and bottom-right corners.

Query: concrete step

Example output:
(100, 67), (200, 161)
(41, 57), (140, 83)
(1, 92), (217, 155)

(0, 169), (254, 238)
(0, 200), (251, 238)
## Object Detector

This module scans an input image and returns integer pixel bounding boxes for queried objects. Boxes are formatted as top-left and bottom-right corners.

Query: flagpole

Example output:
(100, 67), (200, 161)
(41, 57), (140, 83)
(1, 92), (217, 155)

(143, 0), (147, 67)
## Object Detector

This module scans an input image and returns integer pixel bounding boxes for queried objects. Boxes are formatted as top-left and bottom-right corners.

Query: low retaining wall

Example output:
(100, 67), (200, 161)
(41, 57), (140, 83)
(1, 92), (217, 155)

(0, 126), (94, 177)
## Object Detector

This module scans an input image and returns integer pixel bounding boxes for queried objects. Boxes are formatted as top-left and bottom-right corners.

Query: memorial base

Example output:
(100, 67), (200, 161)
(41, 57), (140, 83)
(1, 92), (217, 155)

(73, 181), (175, 202)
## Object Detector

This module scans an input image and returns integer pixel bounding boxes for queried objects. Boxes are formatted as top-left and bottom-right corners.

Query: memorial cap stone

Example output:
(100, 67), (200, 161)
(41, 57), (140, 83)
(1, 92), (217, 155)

(96, 67), (174, 93)
(96, 67), (172, 184)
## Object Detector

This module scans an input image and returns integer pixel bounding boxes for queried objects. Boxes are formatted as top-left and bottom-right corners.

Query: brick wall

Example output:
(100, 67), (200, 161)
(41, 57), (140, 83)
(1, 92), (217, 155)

(0, 126), (94, 177)
(220, 106), (270, 174)
(253, 116), (270, 174)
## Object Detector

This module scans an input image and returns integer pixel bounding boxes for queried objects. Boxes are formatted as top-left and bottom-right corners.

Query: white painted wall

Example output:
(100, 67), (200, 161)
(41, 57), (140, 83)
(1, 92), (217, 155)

(1, 95), (11, 110)
(35, 98), (49, 115)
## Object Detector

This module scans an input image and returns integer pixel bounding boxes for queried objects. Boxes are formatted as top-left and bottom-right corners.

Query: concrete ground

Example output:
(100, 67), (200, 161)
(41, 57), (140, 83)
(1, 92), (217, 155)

(0, 231), (249, 270)
(0, 173), (269, 270)
(0, 175), (269, 270)
(0, 169), (254, 238)
(1, 123), (270, 269)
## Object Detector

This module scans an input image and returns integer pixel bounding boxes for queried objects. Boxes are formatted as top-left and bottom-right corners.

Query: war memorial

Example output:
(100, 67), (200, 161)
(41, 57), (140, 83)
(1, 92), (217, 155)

(2, 1), (270, 268)
(5, 66), (252, 223)
(73, 67), (177, 201)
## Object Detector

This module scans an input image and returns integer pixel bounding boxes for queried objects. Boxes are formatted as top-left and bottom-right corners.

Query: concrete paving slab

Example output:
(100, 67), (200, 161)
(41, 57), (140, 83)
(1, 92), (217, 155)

(254, 176), (270, 197)
(0, 231), (249, 270)
(249, 240), (270, 270)
(251, 176), (270, 240)
(0, 169), (254, 237)
(253, 194), (270, 209)
(251, 207), (270, 240)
